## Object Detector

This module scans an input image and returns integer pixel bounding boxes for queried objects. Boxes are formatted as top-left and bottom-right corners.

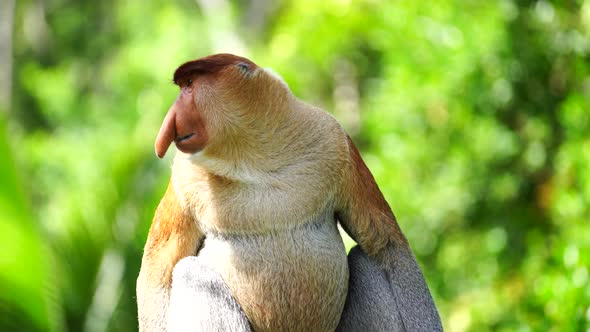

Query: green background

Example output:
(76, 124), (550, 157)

(1, 0), (589, 331)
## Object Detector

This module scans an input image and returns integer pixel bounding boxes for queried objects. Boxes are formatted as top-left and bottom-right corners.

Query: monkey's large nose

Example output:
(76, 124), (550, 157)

(156, 93), (206, 158)
(155, 107), (177, 159)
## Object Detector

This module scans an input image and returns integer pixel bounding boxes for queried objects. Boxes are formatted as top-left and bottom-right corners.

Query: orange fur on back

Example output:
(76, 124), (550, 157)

(336, 135), (407, 257)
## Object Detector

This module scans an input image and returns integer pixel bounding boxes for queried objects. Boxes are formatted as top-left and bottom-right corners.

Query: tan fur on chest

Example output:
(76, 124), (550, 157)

(196, 213), (349, 332)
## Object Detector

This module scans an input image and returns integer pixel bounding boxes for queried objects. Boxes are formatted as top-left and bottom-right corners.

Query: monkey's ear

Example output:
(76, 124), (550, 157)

(236, 62), (250, 72)
(235, 62), (256, 78)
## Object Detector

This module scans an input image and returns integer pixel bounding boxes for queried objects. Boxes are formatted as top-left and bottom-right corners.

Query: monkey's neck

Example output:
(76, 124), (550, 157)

(180, 100), (316, 183)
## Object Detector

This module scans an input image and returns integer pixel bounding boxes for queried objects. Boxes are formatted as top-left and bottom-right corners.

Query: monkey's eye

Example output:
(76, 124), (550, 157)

(236, 62), (250, 72)
(187, 79), (193, 87)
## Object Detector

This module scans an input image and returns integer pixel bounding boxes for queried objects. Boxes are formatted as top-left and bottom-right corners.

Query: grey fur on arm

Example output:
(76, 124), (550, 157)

(167, 257), (252, 332)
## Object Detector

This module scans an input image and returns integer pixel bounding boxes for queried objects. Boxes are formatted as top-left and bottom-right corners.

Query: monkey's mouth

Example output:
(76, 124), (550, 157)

(173, 132), (204, 155)
(175, 133), (195, 143)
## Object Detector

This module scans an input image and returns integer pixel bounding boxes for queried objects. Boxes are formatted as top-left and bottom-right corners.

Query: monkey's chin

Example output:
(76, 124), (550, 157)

(175, 146), (204, 156)
(174, 137), (205, 156)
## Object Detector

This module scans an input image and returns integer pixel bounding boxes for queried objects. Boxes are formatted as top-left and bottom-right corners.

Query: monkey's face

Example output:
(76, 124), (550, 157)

(155, 54), (269, 159)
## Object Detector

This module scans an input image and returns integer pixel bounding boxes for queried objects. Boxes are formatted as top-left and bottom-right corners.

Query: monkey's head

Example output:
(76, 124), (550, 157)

(155, 53), (291, 160)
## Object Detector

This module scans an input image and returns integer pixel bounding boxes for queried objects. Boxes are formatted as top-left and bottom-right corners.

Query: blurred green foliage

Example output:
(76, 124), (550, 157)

(1, 0), (589, 331)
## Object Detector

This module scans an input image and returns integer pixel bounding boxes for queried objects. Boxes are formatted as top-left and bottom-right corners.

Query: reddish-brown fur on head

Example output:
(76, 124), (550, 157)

(155, 54), (259, 158)
(173, 54), (257, 85)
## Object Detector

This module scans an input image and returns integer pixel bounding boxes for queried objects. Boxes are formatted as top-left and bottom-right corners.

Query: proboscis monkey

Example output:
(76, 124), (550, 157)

(137, 54), (442, 332)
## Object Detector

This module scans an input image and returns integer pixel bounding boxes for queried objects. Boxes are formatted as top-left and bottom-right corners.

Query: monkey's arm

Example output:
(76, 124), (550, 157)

(168, 256), (252, 332)
(335, 136), (443, 332)
(137, 182), (205, 331)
